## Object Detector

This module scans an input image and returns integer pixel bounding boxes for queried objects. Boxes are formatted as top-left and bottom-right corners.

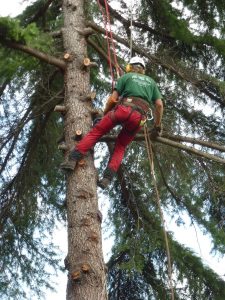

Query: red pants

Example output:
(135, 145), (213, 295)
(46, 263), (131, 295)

(76, 105), (143, 172)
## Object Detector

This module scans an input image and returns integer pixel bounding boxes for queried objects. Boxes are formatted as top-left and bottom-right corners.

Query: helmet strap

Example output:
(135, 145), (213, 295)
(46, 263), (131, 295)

(126, 64), (132, 72)
(126, 64), (145, 74)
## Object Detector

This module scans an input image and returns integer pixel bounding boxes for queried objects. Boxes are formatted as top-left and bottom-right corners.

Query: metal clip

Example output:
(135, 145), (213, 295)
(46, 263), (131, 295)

(147, 108), (153, 121)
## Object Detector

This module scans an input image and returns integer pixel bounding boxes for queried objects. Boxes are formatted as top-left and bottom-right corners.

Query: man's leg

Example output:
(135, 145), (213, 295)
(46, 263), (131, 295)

(61, 114), (116, 171)
(108, 125), (141, 172)
(99, 109), (142, 188)
(76, 114), (115, 154)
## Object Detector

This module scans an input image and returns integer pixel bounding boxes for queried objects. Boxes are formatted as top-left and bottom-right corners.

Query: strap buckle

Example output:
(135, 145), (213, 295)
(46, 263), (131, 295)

(126, 98), (133, 103)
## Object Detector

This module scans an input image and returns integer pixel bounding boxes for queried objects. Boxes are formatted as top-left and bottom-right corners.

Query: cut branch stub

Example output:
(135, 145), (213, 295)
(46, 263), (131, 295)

(81, 217), (91, 227)
(57, 135), (65, 144)
(54, 105), (67, 114)
(88, 231), (99, 243)
(71, 270), (81, 281)
(88, 107), (103, 118)
(97, 210), (103, 223)
(58, 142), (69, 151)
(75, 27), (95, 37)
(79, 91), (96, 102)
(82, 57), (98, 69)
(63, 52), (75, 62)
(78, 159), (86, 167)
(72, 129), (82, 141)
(64, 255), (70, 270)
(81, 263), (91, 273)
(70, 262), (91, 281)
(66, 0), (77, 11)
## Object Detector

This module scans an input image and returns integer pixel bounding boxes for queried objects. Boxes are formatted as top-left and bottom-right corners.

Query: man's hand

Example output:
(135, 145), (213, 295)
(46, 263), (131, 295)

(103, 91), (119, 115)
(150, 125), (162, 140)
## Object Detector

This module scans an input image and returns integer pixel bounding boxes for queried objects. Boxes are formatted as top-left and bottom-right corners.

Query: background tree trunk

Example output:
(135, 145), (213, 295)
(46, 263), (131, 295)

(62, 0), (107, 299)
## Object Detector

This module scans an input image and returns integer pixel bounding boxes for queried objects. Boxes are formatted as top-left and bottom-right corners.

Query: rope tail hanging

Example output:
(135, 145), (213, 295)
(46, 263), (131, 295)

(144, 124), (175, 300)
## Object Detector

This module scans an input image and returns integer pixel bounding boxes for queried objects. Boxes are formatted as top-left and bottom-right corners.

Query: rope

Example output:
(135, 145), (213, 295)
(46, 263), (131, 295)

(97, 0), (114, 89)
(103, 0), (120, 78)
(143, 124), (175, 300)
(96, 0), (120, 89)
(129, 0), (134, 58)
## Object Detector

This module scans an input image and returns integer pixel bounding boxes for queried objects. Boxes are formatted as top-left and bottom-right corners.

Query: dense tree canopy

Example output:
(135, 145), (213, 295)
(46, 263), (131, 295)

(0, 0), (224, 299)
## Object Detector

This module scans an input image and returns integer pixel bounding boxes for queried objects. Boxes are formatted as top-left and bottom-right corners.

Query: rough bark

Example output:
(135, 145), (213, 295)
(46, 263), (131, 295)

(62, 1), (107, 299)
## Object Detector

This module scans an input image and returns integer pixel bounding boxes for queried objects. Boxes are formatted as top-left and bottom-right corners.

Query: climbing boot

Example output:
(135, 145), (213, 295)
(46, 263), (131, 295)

(98, 167), (116, 189)
(60, 149), (83, 171)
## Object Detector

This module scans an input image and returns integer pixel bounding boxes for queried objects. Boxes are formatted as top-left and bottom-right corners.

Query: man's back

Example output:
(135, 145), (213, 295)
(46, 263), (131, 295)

(115, 72), (161, 105)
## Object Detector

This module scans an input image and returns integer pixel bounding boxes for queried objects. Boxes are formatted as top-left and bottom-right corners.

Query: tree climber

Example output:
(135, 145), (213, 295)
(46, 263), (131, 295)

(61, 56), (164, 189)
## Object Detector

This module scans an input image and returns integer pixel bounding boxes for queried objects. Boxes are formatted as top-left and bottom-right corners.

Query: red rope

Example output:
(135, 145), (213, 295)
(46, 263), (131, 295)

(103, 0), (120, 77)
(96, 0), (120, 90)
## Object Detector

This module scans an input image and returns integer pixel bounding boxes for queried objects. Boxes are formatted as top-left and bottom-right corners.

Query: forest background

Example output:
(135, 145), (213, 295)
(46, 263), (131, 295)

(0, 0), (225, 299)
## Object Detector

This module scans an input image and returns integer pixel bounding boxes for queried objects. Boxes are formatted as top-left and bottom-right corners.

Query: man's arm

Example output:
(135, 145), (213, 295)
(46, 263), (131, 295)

(103, 90), (119, 115)
(154, 99), (163, 127)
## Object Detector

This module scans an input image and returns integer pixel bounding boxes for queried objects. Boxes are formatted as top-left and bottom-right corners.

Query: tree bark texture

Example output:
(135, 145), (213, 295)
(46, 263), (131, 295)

(62, 1), (107, 299)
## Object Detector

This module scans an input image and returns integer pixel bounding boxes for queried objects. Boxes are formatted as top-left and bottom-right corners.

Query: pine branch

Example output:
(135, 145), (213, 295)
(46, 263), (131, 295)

(1, 40), (66, 70)
(87, 21), (225, 107)
(100, 134), (225, 164)
(114, 164), (225, 298)
(0, 111), (52, 224)
(50, 30), (62, 38)
(87, 37), (122, 70)
(157, 136), (225, 164)
(163, 133), (225, 152)
(0, 79), (9, 98)
(27, 0), (54, 24)
(98, 0), (173, 42)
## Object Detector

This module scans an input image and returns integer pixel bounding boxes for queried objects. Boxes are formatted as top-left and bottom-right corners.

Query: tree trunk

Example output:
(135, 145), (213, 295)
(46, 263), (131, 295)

(62, 1), (107, 299)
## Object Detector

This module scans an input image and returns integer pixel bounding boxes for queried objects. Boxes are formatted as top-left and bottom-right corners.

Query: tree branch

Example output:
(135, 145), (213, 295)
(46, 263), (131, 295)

(98, 0), (173, 42)
(1, 40), (66, 70)
(87, 21), (225, 107)
(27, 0), (54, 24)
(0, 79), (9, 98)
(157, 136), (225, 164)
(87, 37), (123, 71)
(163, 133), (225, 152)
(100, 134), (225, 164)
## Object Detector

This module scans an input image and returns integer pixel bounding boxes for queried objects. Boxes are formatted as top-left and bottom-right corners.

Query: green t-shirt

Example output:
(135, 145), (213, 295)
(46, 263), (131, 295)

(115, 72), (162, 106)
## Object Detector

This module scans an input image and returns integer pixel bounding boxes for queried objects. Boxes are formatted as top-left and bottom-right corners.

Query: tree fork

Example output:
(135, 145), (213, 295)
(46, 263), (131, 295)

(62, 0), (107, 299)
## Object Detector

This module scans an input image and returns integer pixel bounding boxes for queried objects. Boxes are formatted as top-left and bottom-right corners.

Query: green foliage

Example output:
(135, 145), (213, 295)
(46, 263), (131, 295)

(1, 0), (225, 299)
(0, 17), (53, 51)
(0, 2), (64, 298)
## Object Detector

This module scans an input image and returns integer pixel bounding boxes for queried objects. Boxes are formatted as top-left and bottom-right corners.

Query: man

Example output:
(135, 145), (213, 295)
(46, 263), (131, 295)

(61, 56), (163, 189)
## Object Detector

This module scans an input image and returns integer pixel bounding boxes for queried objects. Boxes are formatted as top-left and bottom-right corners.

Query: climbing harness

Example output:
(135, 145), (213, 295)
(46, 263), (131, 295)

(143, 124), (175, 300)
(121, 97), (151, 115)
(120, 97), (153, 125)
